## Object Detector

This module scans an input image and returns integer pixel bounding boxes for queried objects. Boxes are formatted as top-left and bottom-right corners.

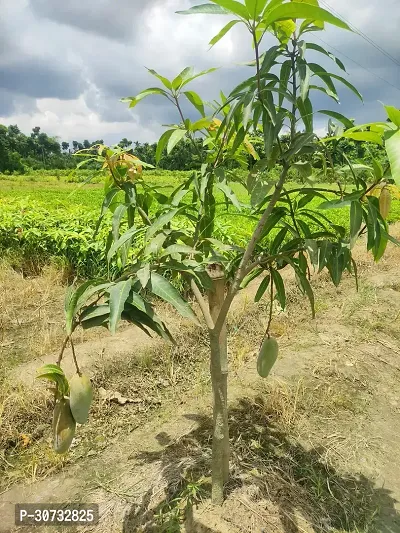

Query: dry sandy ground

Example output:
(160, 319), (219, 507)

(1, 228), (400, 532)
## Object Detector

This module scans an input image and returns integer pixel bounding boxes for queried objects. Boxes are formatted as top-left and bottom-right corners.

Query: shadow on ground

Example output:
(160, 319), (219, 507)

(122, 396), (399, 533)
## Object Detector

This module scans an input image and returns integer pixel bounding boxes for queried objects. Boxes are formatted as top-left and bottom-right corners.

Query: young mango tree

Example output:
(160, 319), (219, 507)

(39, 0), (400, 505)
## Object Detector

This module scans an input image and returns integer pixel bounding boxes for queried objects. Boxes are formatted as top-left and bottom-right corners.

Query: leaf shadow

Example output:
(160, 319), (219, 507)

(122, 396), (400, 533)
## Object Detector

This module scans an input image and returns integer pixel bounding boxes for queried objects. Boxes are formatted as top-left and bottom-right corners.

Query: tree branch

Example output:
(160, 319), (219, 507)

(213, 164), (289, 334)
(190, 279), (215, 330)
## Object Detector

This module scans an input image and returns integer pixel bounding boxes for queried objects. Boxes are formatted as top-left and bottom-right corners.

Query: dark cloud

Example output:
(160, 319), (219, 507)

(30, 0), (163, 41)
(0, 59), (86, 100)
(0, 0), (399, 144)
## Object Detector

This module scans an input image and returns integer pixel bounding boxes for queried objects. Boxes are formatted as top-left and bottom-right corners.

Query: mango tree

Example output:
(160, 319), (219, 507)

(39, 0), (400, 505)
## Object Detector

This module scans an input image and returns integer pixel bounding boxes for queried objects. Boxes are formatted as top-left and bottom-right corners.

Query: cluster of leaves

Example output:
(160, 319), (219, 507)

(57, 0), (400, 344)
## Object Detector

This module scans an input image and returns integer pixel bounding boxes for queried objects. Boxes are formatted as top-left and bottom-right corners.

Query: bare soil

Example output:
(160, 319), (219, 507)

(1, 228), (400, 532)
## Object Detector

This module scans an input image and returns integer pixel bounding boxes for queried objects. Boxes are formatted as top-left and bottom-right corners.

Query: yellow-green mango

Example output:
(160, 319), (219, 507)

(69, 373), (93, 424)
(52, 398), (76, 454)
(257, 336), (278, 378)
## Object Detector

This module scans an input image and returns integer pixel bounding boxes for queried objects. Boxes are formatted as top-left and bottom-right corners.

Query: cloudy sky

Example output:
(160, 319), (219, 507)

(0, 0), (399, 145)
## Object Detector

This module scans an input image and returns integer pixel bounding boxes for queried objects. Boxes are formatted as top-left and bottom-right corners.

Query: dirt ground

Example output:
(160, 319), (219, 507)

(1, 227), (400, 533)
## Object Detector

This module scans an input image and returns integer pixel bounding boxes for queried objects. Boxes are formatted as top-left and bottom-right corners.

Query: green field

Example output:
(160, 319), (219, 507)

(1, 172), (400, 278)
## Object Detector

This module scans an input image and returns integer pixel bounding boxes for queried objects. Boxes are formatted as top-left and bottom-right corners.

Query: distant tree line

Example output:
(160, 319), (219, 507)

(0, 123), (387, 175)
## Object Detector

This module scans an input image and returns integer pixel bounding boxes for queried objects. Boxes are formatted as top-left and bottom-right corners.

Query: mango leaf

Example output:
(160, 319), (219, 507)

(255, 275), (271, 303)
(146, 68), (172, 90)
(121, 88), (169, 109)
(146, 208), (180, 240)
(316, 72), (363, 101)
(385, 129), (400, 186)
(306, 42), (346, 71)
(184, 91), (205, 116)
(177, 4), (229, 15)
(295, 268), (315, 318)
(245, 0), (269, 18)
(319, 110), (354, 130)
(343, 131), (383, 146)
(209, 20), (240, 47)
(112, 204), (128, 241)
(297, 97), (313, 132)
(156, 130), (174, 163)
(350, 201), (363, 249)
(149, 272), (200, 324)
(65, 280), (112, 334)
(137, 264), (151, 288)
(167, 129), (187, 154)
(384, 105), (400, 128)
(107, 227), (143, 262)
(263, 3), (350, 31)
(210, 0), (249, 18)
(160, 244), (198, 257)
(108, 280), (132, 334)
(310, 85), (339, 103)
(271, 269), (286, 309)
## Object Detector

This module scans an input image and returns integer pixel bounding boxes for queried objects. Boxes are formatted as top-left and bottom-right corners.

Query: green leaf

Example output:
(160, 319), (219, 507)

(184, 91), (205, 116)
(180, 67), (219, 88)
(215, 180), (242, 210)
(121, 88), (169, 109)
(318, 191), (361, 210)
(177, 4), (229, 15)
(298, 59), (311, 101)
(344, 131), (383, 146)
(149, 272), (200, 324)
(279, 60), (292, 107)
(65, 280), (112, 334)
(172, 67), (194, 90)
(107, 227), (143, 263)
(37, 364), (65, 377)
(310, 85), (339, 103)
(384, 105), (400, 128)
(305, 42), (346, 71)
(385, 129), (400, 186)
(137, 264), (151, 288)
(255, 275), (271, 303)
(271, 269), (286, 310)
(263, 3), (351, 30)
(156, 130), (174, 163)
(209, 19), (240, 47)
(270, 227), (288, 254)
(296, 269), (315, 318)
(240, 266), (264, 288)
(308, 63), (338, 97)
(297, 97), (313, 132)
(315, 72), (362, 101)
(112, 204), (128, 241)
(146, 68), (172, 90)
(146, 208), (179, 240)
(319, 110), (354, 130)
(144, 233), (167, 256)
(245, 0), (268, 17)
(167, 129), (187, 154)
(251, 180), (275, 207)
(108, 280), (132, 334)
(210, 0), (249, 18)
(350, 201), (363, 249)
(160, 244), (197, 258)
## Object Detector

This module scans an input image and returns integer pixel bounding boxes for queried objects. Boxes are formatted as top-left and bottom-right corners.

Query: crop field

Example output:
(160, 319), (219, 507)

(2, 172), (400, 279)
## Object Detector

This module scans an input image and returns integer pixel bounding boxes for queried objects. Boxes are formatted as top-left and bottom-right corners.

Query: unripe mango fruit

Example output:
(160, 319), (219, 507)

(69, 373), (93, 424)
(379, 187), (392, 220)
(53, 398), (76, 454)
(257, 336), (278, 378)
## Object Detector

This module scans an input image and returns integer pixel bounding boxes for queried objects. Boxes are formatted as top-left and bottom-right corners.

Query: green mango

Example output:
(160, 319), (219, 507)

(69, 373), (93, 424)
(52, 398), (76, 454)
(257, 336), (278, 378)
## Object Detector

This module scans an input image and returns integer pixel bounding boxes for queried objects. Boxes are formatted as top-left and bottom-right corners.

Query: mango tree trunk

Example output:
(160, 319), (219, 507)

(208, 266), (229, 505)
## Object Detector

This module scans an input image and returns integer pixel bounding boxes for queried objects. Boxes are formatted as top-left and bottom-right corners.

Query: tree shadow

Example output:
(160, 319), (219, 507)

(122, 396), (400, 533)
